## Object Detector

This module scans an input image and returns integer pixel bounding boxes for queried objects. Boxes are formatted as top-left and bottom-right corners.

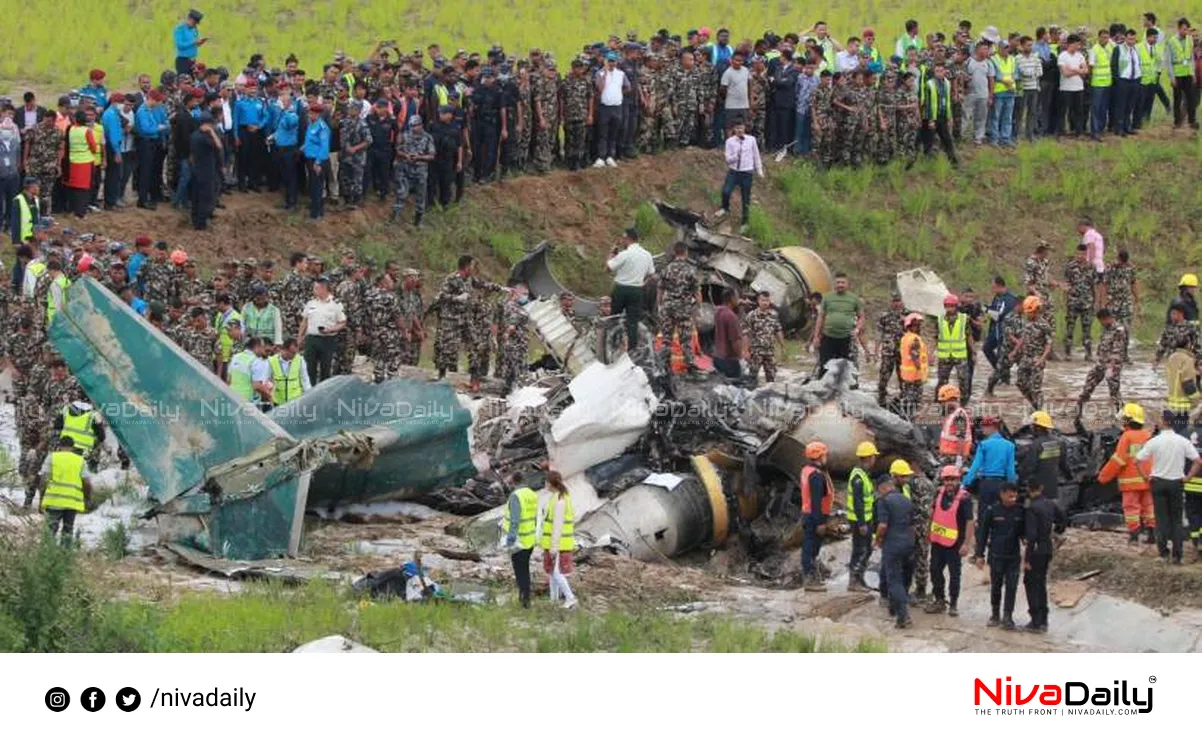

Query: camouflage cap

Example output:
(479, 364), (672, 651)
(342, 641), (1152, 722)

(402, 268), (420, 278)
(242, 257), (258, 267)
(340, 249), (356, 259)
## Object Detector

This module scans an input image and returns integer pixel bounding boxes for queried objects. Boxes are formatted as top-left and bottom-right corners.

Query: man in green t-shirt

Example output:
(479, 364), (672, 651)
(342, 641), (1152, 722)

(811, 272), (864, 375)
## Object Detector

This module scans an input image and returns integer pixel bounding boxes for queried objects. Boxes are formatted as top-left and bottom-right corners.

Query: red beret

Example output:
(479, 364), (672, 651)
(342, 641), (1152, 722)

(194, 62), (207, 72)
(90, 69), (106, 80)
(148, 90), (166, 102)
(244, 79), (257, 88)
(108, 92), (122, 102)
(135, 235), (152, 247)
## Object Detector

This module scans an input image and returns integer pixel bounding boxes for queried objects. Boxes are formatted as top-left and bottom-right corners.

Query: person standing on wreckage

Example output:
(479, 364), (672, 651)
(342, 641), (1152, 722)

(799, 441), (834, 592)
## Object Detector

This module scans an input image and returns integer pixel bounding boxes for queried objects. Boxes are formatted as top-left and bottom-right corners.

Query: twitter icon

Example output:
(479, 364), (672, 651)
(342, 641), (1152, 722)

(116, 687), (141, 712)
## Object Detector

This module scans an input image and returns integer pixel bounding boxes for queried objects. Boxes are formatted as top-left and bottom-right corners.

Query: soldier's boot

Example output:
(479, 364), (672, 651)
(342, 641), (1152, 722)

(948, 602), (959, 617)
(924, 597), (947, 614)
(803, 574), (827, 592)
(1083, 342), (1092, 362)
(1143, 527), (1156, 545)
(848, 574), (870, 593)
(413, 211), (423, 227)
(22, 489), (34, 509)
(1001, 613), (1017, 631)
(987, 612), (1000, 627)
(390, 208), (402, 222)
(985, 377), (997, 397)
(1062, 341), (1072, 361)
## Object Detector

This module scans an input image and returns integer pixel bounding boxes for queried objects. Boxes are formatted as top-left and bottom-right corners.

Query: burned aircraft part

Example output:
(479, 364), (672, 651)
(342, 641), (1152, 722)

(547, 356), (657, 477)
(509, 241), (602, 318)
(576, 456), (728, 561)
(268, 376), (476, 510)
(522, 297), (600, 377)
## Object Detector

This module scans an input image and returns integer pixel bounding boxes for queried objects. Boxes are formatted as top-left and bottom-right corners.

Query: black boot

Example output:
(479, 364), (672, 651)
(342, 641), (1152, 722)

(948, 602), (959, 617)
(987, 612), (1000, 627)
(413, 211), (423, 227)
(1129, 530), (1140, 544)
(1144, 527), (1156, 544)
(1001, 614), (1017, 631)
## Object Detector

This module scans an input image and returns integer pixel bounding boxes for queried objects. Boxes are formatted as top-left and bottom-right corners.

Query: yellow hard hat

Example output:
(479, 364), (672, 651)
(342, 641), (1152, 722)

(889, 459), (914, 477)
(1180, 273), (1199, 288)
(1120, 402), (1146, 425)
(937, 384), (961, 402)
(855, 441), (880, 458)
(1031, 410), (1053, 429)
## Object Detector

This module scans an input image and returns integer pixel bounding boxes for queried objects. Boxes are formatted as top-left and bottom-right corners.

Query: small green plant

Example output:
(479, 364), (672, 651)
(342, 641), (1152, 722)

(100, 522), (130, 562)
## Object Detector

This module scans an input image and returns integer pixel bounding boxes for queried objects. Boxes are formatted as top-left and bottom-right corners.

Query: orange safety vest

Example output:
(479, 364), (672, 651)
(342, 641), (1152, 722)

(1096, 427), (1152, 491)
(929, 487), (966, 547)
(938, 408), (973, 458)
(800, 464), (834, 516)
(899, 332), (928, 382)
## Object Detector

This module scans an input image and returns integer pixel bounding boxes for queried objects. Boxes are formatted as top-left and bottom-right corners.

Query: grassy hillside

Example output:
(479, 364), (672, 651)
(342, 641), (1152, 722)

(5, 1), (1162, 89)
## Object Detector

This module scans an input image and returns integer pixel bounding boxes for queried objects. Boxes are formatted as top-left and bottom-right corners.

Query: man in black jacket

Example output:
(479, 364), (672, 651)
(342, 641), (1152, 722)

(974, 481), (1025, 630)
(171, 88), (202, 210)
(1023, 483), (1067, 633)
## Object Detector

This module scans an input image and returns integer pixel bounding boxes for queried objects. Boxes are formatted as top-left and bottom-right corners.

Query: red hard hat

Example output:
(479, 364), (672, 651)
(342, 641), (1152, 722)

(78, 254), (94, 273)
(939, 465), (960, 480)
(943, 294), (959, 307)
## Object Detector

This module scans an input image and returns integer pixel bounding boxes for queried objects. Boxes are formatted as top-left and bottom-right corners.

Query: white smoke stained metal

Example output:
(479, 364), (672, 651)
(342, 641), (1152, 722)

(547, 357), (656, 477)
(522, 297), (597, 377)
(895, 268), (951, 318)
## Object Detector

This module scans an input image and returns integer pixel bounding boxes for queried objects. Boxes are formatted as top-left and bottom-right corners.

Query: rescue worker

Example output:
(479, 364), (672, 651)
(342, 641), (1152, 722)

(925, 465), (974, 617)
(962, 415), (1017, 521)
(1187, 426), (1202, 560)
(1168, 273), (1199, 324)
(501, 471), (540, 608)
(846, 441), (878, 592)
(874, 473), (915, 629)
(212, 293), (243, 379)
(800, 441), (834, 591)
(1011, 294), (1053, 409)
(1096, 402), (1156, 543)
(974, 480), (1025, 631)
(935, 293), (972, 403)
(227, 336), (270, 404)
(888, 457), (929, 601)
(540, 469), (577, 610)
(1021, 411), (1071, 503)
(1022, 483), (1067, 633)
(53, 401), (105, 471)
(937, 385), (972, 468)
(45, 258), (70, 325)
(897, 313), (928, 419)
(1164, 334), (1198, 433)
(40, 436), (92, 547)
(1135, 409), (1202, 565)
(268, 337), (310, 406)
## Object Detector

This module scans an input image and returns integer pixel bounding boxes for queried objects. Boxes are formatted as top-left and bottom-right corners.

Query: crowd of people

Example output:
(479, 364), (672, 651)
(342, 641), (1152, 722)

(2, 10), (1202, 236)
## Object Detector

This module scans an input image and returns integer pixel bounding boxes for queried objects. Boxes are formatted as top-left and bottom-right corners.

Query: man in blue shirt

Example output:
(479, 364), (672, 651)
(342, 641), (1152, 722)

(80, 70), (109, 110)
(173, 9), (208, 75)
(302, 104), (330, 220)
(962, 416), (1017, 520)
(984, 275), (1018, 373)
(269, 91), (301, 210)
(234, 82), (268, 192)
(135, 90), (170, 208)
(101, 98), (129, 209)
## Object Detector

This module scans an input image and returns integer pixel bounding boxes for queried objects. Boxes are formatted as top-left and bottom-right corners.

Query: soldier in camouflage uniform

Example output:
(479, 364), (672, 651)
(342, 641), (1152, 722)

(1012, 297), (1054, 409)
(896, 71), (922, 162)
(649, 54), (677, 150)
(177, 307), (219, 368)
(142, 244), (176, 305)
(23, 115), (62, 214)
(875, 293), (907, 406)
(434, 256), (496, 390)
(673, 51), (702, 147)
(657, 243), (701, 375)
(743, 291), (784, 384)
(985, 304), (1025, 396)
(561, 59), (593, 169)
(636, 56), (659, 152)
(398, 269), (425, 366)
(1023, 242), (1059, 331)
(365, 272), (403, 382)
(467, 274), (504, 384)
(871, 71), (899, 164)
(42, 359), (84, 416)
(497, 285), (531, 392)
(334, 265), (367, 375)
(909, 475), (934, 600)
(812, 72), (837, 168)
(514, 65), (533, 172)
(392, 115), (434, 225)
(531, 62), (560, 173)
(1062, 246), (1096, 360)
(338, 101), (372, 208)
(748, 56), (769, 142)
(234, 259), (260, 307)
(1076, 309), (1126, 416)
(277, 254), (313, 340)
(1156, 304), (1198, 363)
(1104, 251), (1137, 362)
(833, 71), (866, 167)
(174, 259), (206, 306)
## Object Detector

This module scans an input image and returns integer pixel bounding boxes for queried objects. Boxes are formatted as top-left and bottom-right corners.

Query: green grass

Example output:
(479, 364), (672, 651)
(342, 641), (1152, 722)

(4, 3), (1159, 90)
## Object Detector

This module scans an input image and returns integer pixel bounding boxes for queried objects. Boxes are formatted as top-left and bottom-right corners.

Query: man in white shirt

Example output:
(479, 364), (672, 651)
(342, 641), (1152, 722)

(715, 120), (763, 231)
(1057, 35), (1089, 136)
(593, 51), (629, 167)
(719, 52), (752, 124)
(297, 276), (347, 386)
(1136, 409), (1202, 564)
(606, 227), (654, 349)
(835, 37), (863, 73)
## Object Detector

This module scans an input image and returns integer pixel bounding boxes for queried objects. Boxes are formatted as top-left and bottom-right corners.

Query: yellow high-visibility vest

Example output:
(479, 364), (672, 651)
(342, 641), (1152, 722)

(846, 467), (875, 523)
(268, 354), (304, 404)
(46, 274), (70, 322)
(1169, 35), (1195, 77)
(539, 492), (575, 552)
(992, 55), (1016, 94)
(67, 126), (93, 164)
(937, 314), (968, 360)
(500, 487), (541, 549)
(1090, 44), (1113, 87)
(1139, 43), (1161, 84)
(43, 450), (86, 513)
(60, 405), (97, 453)
(15, 192), (33, 243)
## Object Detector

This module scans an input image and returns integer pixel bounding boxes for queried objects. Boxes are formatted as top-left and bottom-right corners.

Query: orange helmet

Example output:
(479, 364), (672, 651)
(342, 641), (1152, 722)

(1022, 295), (1043, 314)
(804, 442), (828, 459)
(939, 465), (960, 480)
(169, 249), (188, 266)
(937, 385), (961, 402)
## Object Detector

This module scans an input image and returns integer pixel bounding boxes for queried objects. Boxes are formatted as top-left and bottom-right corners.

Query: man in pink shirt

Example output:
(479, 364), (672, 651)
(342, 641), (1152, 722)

(1077, 217), (1105, 274)
(715, 119), (764, 231)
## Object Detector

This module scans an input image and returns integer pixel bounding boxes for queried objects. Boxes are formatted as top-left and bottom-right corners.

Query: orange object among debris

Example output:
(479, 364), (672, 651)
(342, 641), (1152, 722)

(655, 328), (713, 373)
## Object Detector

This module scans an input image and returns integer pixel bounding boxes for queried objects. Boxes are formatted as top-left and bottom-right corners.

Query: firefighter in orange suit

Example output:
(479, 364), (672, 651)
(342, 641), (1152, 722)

(937, 384), (973, 468)
(800, 441), (834, 592)
(1096, 402), (1156, 544)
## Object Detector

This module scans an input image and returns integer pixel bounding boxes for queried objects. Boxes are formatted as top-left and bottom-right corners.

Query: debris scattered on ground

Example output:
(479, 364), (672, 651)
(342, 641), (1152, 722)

(293, 635), (379, 654)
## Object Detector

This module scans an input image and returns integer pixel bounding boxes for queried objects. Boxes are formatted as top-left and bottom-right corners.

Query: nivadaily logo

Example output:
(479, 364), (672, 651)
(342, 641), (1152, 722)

(974, 677), (1154, 715)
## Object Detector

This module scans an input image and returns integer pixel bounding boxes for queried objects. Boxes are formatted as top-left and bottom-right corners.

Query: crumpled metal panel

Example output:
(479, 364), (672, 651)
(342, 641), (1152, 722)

(896, 268), (951, 318)
(48, 278), (293, 502)
(522, 298), (597, 376)
(508, 242), (601, 317)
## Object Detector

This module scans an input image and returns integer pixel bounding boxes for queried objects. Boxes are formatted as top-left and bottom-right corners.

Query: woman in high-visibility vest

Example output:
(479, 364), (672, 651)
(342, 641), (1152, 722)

(501, 472), (541, 608)
(540, 470), (577, 609)
(64, 110), (99, 217)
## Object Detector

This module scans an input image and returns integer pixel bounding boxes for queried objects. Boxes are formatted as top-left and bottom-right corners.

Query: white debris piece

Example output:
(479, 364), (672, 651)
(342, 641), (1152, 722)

(292, 635), (379, 653)
(546, 356), (656, 477)
(642, 473), (684, 490)
(896, 268), (951, 318)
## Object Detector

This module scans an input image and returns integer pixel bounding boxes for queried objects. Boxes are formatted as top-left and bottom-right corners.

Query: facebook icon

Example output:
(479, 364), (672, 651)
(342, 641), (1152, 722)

(81, 687), (106, 712)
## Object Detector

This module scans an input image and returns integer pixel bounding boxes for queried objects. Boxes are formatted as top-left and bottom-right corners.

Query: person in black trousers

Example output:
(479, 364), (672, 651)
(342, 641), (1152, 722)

(1022, 484), (1067, 633)
(427, 106), (459, 209)
(298, 277), (346, 386)
(188, 113), (220, 230)
(974, 482), (1025, 631)
(920, 65), (959, 165)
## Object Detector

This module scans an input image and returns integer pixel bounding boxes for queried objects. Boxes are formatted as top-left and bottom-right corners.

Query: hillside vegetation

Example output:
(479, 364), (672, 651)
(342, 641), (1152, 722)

(4, 1), (1163, 88)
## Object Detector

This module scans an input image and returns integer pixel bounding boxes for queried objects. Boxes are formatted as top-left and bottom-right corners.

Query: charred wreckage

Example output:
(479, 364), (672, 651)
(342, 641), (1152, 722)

(46, 205), (1127, 567)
